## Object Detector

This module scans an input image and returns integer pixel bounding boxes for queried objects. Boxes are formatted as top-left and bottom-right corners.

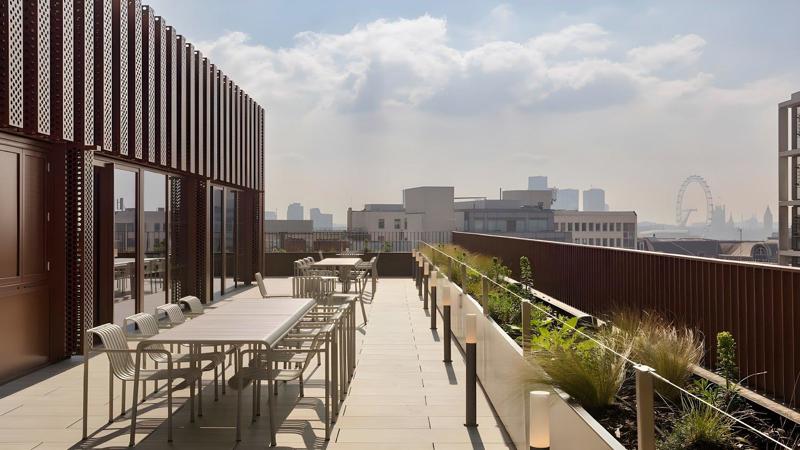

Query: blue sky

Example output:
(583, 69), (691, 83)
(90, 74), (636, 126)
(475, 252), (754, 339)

(148, 0), (800, 224)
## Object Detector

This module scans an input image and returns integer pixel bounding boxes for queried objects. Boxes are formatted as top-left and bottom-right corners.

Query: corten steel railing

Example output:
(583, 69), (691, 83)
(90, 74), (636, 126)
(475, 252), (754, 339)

(452, 231), (800, 408)
(264, 230), (451, 253)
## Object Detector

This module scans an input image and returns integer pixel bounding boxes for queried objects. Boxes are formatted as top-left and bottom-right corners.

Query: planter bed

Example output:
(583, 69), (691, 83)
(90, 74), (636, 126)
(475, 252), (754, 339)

(421, 244), (800, 450)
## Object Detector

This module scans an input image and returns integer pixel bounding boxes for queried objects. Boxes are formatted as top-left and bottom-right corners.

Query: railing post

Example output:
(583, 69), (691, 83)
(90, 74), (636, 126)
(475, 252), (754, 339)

(417, 258), (424, 298)
(481, 277), (489, 316)
(461, 263), (468, 291)
(442, 286), (452, 363)
(464, 314), (478, 427)
(431, 284), (447, 330)
(635, 365), (656, 450)
(423, 262), (430, 310)
(412, 251), (418, 281)
(521, 300), (531, 351)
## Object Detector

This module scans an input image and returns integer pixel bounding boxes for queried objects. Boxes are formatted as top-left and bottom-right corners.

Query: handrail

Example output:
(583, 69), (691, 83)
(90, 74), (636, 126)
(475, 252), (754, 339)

(419, 241), (792, 450)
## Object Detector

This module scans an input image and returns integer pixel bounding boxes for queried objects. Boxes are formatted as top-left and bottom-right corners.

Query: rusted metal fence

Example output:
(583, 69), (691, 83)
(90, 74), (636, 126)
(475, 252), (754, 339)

(452, 231), (800, 408)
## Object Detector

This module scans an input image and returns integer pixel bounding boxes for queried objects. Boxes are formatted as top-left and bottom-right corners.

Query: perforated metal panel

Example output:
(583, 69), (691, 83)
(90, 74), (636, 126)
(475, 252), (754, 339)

(128, 0), (142, 158)
(115, 0), (128, 155)
(165, 25), (176, 168)
(168, 176), (184, 301)
(95, 0), (113, 151)
(4, 0), (24, 128)
(143, 6), (154, 162)
(184, 42), (194, 173)
(73, 0), (94, 145)
(36, 0), (49, 135)
(65, 147), (95, 355)
(62, 0), (74, 141)
(155, 16), (166, 165)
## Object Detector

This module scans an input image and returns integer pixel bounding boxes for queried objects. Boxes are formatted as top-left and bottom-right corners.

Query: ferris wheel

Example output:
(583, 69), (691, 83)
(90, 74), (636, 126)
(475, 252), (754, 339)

(675, 175), (714, 227)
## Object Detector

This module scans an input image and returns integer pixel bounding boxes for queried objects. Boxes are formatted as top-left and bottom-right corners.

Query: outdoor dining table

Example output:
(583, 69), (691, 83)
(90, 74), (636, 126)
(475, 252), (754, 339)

(312, 257), (362, 292)
(128, 298), (316, 443)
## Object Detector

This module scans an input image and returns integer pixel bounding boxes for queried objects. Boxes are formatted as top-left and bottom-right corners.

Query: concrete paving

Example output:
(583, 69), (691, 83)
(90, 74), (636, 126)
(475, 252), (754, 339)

(0, 278), (513, 449)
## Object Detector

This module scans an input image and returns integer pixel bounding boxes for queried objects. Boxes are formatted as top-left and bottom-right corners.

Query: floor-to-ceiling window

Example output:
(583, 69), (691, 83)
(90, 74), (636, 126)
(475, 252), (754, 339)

(143, 171), (167, 314)
(113, 168), (137, 327)
(212, 187), (224, 300)
(225, 190), (238, 291)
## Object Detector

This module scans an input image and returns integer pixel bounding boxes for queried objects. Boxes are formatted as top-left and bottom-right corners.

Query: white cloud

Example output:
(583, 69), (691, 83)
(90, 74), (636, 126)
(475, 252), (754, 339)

(193, 15), (786, 225)
(627, 34), (706, 71)
(198, 17), (725, 116)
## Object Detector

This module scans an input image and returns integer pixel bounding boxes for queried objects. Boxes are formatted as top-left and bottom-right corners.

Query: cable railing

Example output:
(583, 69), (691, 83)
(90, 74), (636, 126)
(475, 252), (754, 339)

(264, 230), (451, 253)
(419, 241), (792, 450)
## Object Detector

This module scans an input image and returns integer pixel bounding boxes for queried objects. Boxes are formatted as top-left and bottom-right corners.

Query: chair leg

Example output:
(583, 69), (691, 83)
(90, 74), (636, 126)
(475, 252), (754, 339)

(108, 371), (114, 424)
(268, 379), (276, 447)
(235, 350), (243, 442)
(359, 297), (368, 325)
(129, 353), (143, 447)
(120, 380), (126, 417)
(167, 376), (173, 442)
(299, 375), (304, 398)
(82, 355), (90, 440)
(214, 347), (219, 401)
(189, 376), (195, 423)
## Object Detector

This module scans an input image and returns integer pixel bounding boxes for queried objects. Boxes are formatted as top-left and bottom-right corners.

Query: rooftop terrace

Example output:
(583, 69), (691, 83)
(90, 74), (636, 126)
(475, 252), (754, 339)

(0, 278), (512, 450)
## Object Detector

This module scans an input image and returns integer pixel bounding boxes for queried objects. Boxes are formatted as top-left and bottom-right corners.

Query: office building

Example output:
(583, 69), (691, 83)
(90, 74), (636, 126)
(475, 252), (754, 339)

(309, 208), (334, 230)
(528, 176), (548, 190)
(553, 188), (579, 210)
(287, 202), (304, 221)
(583, 188), (606, 212)
(554, 211), (638, 248)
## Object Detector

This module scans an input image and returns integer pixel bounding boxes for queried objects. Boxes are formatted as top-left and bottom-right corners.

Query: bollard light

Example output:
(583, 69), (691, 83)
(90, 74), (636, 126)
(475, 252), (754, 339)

(441, 285), (451, 306)
(465, 314), (477, 344)
(430, 269), (438, 288)
(529, 391), (551, 450)
(423, 261), (430, 276)
(465, 314), (478, 427)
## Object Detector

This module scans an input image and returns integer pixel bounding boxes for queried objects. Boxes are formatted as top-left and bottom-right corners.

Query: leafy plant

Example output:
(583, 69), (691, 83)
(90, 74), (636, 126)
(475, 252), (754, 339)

(659, 399), (736, 450)
(519, 256), (533, 287)
(530, 320), (631, 411)
(716, 331), (738, 389)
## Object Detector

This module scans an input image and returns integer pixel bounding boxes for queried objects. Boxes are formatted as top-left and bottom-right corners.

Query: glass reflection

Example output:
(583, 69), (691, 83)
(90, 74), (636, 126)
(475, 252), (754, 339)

(143, 171), (166, 315)
(113, 169), (136, 327)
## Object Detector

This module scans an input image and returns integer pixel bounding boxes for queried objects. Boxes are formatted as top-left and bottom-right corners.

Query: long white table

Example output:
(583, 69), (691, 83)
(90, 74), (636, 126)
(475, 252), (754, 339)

(129, 298), (316, 442)
(313, 257), (363, 292)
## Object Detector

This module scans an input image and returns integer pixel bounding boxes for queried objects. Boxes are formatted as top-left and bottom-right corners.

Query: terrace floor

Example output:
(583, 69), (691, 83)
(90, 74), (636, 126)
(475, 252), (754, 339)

(0, 278), (513, 449)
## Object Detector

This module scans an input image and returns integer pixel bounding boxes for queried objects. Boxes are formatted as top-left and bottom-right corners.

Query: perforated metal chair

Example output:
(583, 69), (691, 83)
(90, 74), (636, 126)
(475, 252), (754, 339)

(82, 323), (201, 444)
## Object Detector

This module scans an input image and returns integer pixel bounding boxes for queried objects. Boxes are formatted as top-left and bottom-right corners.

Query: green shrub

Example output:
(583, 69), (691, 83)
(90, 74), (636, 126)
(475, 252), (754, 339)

(716, 331), (738, 388)
(530, 321), (631, 411)
(659, 400), (735, 450)
(519, 256), (533, 287)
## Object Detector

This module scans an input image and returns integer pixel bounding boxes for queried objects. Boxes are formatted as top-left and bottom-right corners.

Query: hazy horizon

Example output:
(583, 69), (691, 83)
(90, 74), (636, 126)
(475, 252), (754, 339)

(147, 0), (799, 225)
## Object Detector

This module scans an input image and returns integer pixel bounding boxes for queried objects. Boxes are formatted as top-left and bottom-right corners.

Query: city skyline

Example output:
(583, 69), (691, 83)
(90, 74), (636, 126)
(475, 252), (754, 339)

(148, 0), (796, 225)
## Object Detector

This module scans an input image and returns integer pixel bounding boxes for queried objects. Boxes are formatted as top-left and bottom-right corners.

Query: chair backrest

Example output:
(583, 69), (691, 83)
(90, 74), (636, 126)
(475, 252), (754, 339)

(254, 272), (268, 298)
(125, 312), (160, 336)
(178, 295), (204, 314)
(156, 304), (186, 325)
(86, 323), (136, 379)
(292, 276), (334, 301)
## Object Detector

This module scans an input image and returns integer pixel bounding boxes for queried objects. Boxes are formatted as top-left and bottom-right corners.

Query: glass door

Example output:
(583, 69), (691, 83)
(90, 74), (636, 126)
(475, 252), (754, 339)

(225, 190), (238, 291)
(142, 171), (167, 314)
(113, 168), (137, 327)
(212, 187), (224, 300)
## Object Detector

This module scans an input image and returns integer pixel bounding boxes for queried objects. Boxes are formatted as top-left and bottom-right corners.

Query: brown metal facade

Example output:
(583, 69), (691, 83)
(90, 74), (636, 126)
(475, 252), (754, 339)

(0, 1), (265, 381)
(453, 232), (800, 407)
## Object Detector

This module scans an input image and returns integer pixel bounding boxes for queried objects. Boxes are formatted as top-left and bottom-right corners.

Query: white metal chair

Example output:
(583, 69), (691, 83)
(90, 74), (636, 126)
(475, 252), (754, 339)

(177, 295), (205, 317)
(155, 303), (187, 326)
(82, 323), (201, 444)
(125, 312), (226, 401)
